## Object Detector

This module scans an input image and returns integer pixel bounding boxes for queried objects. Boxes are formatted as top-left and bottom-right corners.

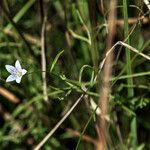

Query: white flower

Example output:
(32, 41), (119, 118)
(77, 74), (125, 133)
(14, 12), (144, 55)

(5, 60), (27, 83)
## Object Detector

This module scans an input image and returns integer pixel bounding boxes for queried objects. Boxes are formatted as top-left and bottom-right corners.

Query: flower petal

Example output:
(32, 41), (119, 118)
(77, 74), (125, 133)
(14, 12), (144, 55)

(22, 69), (27, 75)
(6, 75), (16, 82)
(15, 60), (22, 70)
(5, 65), (16, 74)
(16, 76), (22, 83)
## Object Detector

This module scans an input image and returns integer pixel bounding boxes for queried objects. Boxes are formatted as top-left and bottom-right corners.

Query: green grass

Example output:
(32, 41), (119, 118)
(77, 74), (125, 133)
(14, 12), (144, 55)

(0, 0), (150, 149)
(123, 1), (137, 149)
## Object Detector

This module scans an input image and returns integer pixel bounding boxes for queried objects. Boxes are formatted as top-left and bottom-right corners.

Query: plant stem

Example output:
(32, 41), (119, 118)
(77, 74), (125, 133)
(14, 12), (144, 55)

(123, 0), (134, 97)
(123, 0), (137, 149)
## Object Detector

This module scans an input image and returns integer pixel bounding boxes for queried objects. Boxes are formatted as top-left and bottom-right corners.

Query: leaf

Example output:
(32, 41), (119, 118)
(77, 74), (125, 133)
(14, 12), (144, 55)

(79, 65), (94, 86)
(69, 29), (90, 45)
(50, 50), (64, 73)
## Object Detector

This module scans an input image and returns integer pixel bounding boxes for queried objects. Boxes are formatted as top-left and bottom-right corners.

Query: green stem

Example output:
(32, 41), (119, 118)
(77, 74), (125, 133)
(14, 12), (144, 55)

(123, 0), (134, 97)
(5, 0), (36, 30)
(123, 1), (137, 149)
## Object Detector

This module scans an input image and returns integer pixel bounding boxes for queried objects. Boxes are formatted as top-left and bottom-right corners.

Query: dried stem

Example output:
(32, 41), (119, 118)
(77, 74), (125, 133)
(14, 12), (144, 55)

(0, 87), (20, 104)
(97, 0), (117, 149)
(34, 93), (86, 150)
(94, 41), (150, 84)
(144, 0), (150, 10)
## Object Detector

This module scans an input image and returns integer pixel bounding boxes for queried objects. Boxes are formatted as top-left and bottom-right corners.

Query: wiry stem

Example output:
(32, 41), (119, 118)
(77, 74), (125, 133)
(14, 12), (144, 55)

(34, 93), (86, 150)
(40, 0), (48, 102)
(97, 0), (116, 149)
(94, 41), (150, 83)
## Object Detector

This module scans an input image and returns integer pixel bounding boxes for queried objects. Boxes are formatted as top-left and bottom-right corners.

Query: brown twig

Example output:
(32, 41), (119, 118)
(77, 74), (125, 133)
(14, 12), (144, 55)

(99, 0), (104, 15)
(97, 0), (117, 149)
(0, 87), (20, 104)
(116, 16), (149, 25)
(34, 93), (86, 150)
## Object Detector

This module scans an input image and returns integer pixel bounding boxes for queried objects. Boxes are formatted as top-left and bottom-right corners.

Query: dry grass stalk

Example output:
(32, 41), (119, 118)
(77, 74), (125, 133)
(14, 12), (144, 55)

(0, 87), (20, 103)
(144, 0), (150, 10)
(34, 93), (86, 150)
(97, 0), (117, 149)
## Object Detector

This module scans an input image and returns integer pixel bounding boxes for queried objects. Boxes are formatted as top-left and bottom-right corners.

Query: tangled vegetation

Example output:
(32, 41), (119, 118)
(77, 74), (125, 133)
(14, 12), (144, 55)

(0, 0), (150, 149)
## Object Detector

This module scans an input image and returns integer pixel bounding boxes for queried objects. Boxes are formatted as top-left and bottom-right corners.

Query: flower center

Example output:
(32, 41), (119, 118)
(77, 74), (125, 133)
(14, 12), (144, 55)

(17, 71), (22, 77)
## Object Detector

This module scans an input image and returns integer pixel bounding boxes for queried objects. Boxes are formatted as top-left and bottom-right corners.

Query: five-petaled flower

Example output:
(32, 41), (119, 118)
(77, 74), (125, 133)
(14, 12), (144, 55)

(5, 60), (27, 83)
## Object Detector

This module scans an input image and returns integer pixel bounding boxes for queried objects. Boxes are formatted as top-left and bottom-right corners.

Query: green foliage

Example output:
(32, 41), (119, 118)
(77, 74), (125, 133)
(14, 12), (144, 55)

(0, 0), (150, 149)
(50, 50), (64, 73)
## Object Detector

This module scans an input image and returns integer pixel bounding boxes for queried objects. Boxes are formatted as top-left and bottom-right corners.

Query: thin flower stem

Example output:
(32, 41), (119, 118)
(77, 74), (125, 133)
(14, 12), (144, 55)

(34, 92), (86, 150)
(41, 5), (48, 102)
